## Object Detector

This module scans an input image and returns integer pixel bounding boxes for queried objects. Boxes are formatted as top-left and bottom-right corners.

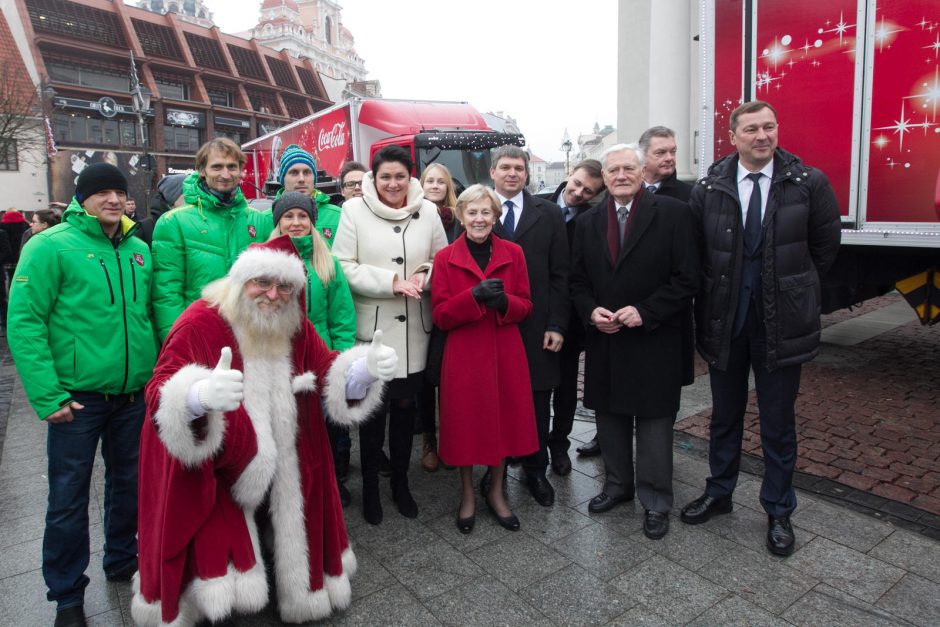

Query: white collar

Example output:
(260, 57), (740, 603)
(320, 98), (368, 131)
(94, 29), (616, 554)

(495, 191), (524, 208)
(736, 159), (774, 184)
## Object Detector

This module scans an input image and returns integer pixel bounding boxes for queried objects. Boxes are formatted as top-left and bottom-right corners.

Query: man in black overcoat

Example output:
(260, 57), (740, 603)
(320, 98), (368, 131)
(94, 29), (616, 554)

(638, 126), (693, 202)
(570, 143), (699, 539)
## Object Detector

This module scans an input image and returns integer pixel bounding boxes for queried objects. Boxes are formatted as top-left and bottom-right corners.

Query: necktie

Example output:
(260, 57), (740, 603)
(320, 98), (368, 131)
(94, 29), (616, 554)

(647, 184), (658, 194)
(503, 200), (515, 238)
(744, 172), (763, 258)
(617, 206), (628, 246)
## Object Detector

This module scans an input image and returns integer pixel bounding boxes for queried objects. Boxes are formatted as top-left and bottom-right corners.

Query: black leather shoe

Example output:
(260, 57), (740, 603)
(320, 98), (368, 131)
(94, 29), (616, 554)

(54, 606), (87, 627)
(576, 438), (601, 457)
(643, 511), (670, 540)
(588, 491), (633, 513)
(455, 512), (475, 535)
(550, 451), (572, 476)
(484, 493), (520, 531)
(525, 474), (555, 507)
(767, 515), (795, 556)
(680, 494), (733, 525)
(337, 480), (351, 508)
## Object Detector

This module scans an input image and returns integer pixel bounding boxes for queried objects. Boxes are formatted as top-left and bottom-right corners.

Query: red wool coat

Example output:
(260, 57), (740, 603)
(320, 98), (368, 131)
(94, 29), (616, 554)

(133, 300), (383, 626)
(432, 234), (537, 466)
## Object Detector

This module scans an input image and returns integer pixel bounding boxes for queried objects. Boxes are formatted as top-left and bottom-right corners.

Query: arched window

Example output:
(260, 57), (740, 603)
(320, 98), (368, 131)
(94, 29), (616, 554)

(324, 16), (332, 45)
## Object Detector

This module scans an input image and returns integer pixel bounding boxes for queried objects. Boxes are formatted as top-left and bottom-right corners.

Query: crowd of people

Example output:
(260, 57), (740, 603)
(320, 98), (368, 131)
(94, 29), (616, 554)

(6, 100), (841, 627)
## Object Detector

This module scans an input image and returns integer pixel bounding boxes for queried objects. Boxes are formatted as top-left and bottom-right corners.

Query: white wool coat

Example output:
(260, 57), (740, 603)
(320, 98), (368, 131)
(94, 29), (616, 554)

(332, 173), (448, 379)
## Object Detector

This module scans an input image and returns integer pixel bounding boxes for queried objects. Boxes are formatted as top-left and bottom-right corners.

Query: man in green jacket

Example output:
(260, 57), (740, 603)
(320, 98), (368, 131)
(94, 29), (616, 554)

(152, 138), (272, 339)
(8, 163), (158, 627)
(276, 143), (344, 248)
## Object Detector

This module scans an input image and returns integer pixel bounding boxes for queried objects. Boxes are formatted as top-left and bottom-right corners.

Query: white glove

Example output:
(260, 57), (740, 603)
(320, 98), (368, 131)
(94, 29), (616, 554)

(366, 330), (398, 382)
(195, 347), (244, 412)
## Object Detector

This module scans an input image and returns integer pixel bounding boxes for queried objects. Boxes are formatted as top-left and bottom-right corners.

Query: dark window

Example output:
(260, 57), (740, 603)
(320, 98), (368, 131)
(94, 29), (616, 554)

(27, 0), (127, 48)
(283, 97), (309, 120)
(45, 59), (129, 93)
(296, 68), (319, 95)
(227, 45), (266, 80)
(213, 127), (246, 145)
(0, 141), (18, 171)
(325, 17), (332, 45)
(132, 19), (182, 59)
(53, 112), (144, 148)
(206, 88), (234, 108)
(164, 126), (201, 152)
(153, 74), (191, 101)
(266, 57), (297, 90)
(246, 89), (280, 116)
(185, 32), (228, 71)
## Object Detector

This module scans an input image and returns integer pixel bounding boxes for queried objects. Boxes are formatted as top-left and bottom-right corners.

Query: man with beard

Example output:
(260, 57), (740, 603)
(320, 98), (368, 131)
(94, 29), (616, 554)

(133, 236), (398, 626)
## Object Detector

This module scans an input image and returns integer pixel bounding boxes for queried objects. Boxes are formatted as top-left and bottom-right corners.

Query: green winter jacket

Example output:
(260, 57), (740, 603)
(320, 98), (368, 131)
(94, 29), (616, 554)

(272, 188), (343, 249)
(7, 200), (158, 420)
(152, 173), (273, 340)
(293, 234), (356, 351)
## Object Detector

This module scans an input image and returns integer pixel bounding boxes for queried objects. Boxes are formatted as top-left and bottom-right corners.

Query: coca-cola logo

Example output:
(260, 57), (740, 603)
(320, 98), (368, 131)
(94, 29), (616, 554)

(318, 122), (347, 151)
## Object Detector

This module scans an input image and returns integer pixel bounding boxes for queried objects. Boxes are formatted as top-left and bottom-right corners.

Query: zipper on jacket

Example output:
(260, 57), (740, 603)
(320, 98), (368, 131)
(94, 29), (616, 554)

(114, 250), (130, 393)
(128, 258), (138, 302)
(99, 260), (115, 305)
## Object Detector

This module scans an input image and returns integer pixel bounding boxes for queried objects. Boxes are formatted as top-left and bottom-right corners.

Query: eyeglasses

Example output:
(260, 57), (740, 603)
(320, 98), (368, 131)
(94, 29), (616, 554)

(250, 278), (295, 295)
(342, 180), (363, 189)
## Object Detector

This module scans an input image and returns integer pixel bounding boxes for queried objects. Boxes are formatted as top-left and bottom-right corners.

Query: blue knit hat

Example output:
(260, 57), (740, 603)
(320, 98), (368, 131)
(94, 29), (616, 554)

(277, 144), (317, 186)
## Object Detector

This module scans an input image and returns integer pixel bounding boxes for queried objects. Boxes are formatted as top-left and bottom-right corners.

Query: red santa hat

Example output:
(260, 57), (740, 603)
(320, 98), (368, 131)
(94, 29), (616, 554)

(228, 235), (307, 291)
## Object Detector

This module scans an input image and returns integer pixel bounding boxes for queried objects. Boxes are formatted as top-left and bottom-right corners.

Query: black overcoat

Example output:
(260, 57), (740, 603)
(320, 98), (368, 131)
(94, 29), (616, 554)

(570, 190), (700, 417)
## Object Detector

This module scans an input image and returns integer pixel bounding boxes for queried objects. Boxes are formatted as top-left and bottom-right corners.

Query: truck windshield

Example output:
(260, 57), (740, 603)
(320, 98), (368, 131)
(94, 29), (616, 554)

(417, 148), (494, 195)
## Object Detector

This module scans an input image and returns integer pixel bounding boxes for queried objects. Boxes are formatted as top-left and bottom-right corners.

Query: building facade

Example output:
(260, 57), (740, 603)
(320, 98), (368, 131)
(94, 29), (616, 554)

(15, 0), (336, 208)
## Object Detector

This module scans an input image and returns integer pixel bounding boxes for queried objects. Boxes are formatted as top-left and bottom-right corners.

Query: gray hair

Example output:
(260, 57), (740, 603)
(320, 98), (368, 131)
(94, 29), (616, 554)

(638, 126), (676, 156)
(491, 144), (529, 167)
(600, 143), (644, 169)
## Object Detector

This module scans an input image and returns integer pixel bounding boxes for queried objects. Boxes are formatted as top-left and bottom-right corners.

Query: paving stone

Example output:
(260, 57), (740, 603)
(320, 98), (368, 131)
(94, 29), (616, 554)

(332, 582), (440, 626)
(785, 537), (906, 601)
(346, 546), (397, 602)
(86, 608), (125, 627)
(641, 515), (737, 571)
(0, 537), (42, 578)
(792, 499), (895, 552)
(874, 572), (940, 626)
(516, 496), (594, 545)
(868, 529), (940, 584)
(0, 510), (45, 549)
(547, 467), (604, 507)
(381, 539), (484, 601)
(609, 555), (729, 624)
(574, 495), (647, 538)
(518, 563), (632, 626)
(782, 583), (909, 626)
(686, 593), (792, 626)
(426, 508), (521, 554)
(697, 546), (818, 614)
(700, 500), (816, 555)
(567, 453), (605, 479)
(346, 514), (443, 562)
(425, 576), (547, 626)
(467, 533), (570, 593)
(549, 522), (653, 581)
(608, 603), (674, 626)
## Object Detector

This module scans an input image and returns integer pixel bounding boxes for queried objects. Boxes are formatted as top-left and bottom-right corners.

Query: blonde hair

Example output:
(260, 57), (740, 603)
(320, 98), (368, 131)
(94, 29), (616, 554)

(420, 164), (458, 209)
(269, 226), (336, 285)
(455, 184), (502, 223)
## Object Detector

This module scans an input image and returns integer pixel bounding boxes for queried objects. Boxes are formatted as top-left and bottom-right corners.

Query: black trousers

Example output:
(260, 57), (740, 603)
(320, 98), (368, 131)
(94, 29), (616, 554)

(548, 328), (583, 456)
(706, 304), (802, 518)
(359, 389), (416, 488)
(522, 389), (552, 476)
(596, 411), (674, 513)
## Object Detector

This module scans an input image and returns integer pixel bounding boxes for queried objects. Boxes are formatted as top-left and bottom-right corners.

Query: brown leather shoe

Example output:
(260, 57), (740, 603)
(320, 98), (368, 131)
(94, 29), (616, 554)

(421, 434), (440, 472)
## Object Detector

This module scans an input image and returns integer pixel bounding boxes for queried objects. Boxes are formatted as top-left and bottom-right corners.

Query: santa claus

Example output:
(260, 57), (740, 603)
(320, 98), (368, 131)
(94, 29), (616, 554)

(132, 236), (397, 626)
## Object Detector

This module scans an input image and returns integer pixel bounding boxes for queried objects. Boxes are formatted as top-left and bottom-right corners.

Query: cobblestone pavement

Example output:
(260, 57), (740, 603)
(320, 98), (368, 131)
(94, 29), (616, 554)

(1, 341), (939, 625)
(675, 293), (940, 522)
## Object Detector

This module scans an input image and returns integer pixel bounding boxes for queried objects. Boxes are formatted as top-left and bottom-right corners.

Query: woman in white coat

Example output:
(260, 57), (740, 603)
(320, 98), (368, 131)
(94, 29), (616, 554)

(332, 145), (448, 525)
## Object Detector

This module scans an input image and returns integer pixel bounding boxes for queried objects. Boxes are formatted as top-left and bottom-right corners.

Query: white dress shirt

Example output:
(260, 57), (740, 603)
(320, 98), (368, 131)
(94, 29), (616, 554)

(495, 191), (525, 228)
(736, 160), (774, 223)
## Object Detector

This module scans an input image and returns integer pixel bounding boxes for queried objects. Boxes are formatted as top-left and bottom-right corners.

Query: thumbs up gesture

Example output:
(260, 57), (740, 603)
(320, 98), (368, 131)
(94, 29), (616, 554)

(197, 347), (244, 412)
(366, 330), (398, 382)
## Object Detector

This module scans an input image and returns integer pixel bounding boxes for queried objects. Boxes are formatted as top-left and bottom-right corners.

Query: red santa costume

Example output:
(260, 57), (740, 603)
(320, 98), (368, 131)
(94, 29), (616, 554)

(133, 237), (384, 626)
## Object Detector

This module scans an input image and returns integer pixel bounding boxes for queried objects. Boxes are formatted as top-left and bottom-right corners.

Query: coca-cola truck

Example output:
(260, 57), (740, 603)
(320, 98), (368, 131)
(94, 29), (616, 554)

(241, 97), (525, 200)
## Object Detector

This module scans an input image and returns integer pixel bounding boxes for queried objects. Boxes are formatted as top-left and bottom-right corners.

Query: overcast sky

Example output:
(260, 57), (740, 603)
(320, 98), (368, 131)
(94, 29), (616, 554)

(203, 0), (619, 163)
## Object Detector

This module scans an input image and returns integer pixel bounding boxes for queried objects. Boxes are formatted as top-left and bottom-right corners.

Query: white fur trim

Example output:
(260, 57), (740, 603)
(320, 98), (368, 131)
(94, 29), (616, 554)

(324, 573), (352, 610)
(131, 571), (202, 627)
(322, 344), (386, 426)
(291, 371), (318, 394)
(228, 248), (306, 290)
(341, 546), (358, 578)
(279, 589), (333, 624)
(154, 365), (226, 468)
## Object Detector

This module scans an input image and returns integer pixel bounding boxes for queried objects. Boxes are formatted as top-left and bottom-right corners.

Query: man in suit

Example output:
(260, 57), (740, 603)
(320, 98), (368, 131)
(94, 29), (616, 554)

(639, 126), (692, 202)
(570, 144), (699, 539)
(546, 159), (605, 473)
(488, 145), (569, 506)
(680, 101), (841, 556)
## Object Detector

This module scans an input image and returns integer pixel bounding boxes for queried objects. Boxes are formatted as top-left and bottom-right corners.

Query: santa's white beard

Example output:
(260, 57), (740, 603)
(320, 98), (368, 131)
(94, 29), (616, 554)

(228, 292), (302, 359)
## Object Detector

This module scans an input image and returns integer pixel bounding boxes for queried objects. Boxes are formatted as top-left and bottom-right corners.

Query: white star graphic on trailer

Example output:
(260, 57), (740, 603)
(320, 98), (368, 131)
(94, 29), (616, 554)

(875, 17), (903, 52)
(821, 11), (854, 46)
(917, 17), (930, 30)
(874, 101), (913, 152)
(904, 65), (940, 121)
(925, 37), (940, 58)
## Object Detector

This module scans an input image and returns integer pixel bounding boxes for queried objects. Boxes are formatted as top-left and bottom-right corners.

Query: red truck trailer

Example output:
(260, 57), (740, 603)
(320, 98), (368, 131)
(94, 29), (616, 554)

(241, 97), (525, 200)
(699, 0), (940, 323)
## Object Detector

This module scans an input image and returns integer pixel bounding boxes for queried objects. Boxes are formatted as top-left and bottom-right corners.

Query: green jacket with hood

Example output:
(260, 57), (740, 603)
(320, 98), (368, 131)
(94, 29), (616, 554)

(7, 199), (158, 420)
(152, 172), (273, 340)
(292, 234), (356, 351)
(272, 188), (343, 249)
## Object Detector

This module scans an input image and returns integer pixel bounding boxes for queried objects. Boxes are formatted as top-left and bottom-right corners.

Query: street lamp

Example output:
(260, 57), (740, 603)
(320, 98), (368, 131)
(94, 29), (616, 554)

(561, 129), (573, 176)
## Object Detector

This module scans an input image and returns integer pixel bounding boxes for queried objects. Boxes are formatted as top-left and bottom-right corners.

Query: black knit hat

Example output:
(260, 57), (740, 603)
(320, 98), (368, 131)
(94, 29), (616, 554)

(75, 163), (127, 204)
(272, 192), (318, 226)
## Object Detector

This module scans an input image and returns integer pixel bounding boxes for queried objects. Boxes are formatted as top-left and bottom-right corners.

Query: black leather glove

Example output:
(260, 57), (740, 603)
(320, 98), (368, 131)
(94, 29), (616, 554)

(489, 291), (508, 313)
(471, 278), (505, 303)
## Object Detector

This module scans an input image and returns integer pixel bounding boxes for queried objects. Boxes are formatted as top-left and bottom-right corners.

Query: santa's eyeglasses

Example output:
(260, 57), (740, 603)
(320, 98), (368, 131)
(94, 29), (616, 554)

(249, 278), (295, 295)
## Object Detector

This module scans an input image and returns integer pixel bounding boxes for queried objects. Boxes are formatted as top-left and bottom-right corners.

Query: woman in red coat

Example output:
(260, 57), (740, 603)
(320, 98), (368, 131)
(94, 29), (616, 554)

(432, 184), (537, 535)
